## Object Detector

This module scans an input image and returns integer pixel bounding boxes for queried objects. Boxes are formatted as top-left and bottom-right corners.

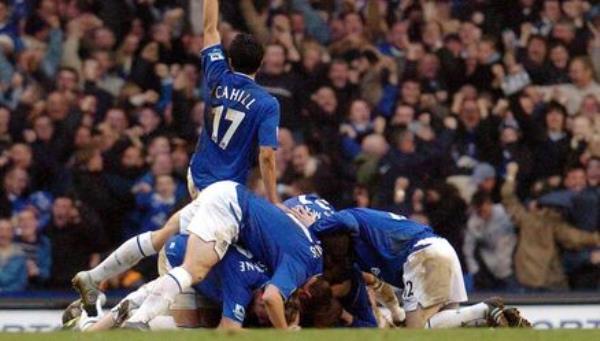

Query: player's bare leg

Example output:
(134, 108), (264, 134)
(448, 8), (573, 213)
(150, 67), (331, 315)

(72, 211), (182, 315)
(124, 233), (221, 328)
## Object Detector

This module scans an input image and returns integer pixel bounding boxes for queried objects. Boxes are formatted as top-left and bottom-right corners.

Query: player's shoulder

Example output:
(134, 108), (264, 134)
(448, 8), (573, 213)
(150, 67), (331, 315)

(251, 88), (279, 110)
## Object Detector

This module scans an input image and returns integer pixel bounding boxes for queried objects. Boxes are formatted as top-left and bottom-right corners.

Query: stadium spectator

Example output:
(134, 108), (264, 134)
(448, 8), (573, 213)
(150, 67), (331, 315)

(14, 209), (51, 288)
(422, 182), (468, 267)
(47, 197), (108, 288)
(464, 190), (517, 291)
(0, 218), (27, 292)
(530, 102), (571, 182)
(0, 166), (29, 216)
(502, 163), (600, 291)
(134, 174), (177, 234)
(0, 0), (595, 292)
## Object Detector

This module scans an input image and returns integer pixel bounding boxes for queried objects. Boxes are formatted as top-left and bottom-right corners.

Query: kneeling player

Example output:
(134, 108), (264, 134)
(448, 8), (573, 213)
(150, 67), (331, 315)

(284, 195), (403, 328)
(288, 197), (531, 329)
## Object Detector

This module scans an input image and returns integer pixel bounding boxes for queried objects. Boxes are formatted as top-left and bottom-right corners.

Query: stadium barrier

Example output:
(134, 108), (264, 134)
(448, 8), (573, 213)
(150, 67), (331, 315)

(1, 291), (599, 331)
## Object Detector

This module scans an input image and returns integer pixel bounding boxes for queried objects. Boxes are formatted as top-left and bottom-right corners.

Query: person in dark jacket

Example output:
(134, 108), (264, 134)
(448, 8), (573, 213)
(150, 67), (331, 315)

(531, 101), (571, 182)
(47, 197), (108, 288)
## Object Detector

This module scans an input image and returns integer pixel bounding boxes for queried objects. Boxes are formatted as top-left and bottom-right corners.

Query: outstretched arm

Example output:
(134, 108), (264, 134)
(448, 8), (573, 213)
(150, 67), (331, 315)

(203, 0), (221, 47)
(262, 284), (288, 329)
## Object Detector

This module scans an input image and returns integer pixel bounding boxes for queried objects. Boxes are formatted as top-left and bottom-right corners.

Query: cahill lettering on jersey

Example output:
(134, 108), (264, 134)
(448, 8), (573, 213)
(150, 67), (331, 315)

(215, 86), (256, 110)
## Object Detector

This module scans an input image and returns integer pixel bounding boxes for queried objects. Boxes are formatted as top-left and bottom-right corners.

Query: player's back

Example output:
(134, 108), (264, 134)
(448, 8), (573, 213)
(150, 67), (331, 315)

(349, 209), (434, 245)
(312, 208), (436, 286)
(235, 185), (323, 278)
(191, 44), (280, 190)
(345, 208), (436, 260)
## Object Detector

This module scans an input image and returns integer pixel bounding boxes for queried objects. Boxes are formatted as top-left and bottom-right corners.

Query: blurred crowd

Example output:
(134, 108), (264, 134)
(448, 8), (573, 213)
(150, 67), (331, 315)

(0, 0), (599, 294)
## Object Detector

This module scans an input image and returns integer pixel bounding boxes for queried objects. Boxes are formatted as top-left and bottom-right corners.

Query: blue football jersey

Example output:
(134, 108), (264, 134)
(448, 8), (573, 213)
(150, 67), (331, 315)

(341, 266), (377, 328)
(191, 44), (280, 190)
(310, 208), (436, 287)
(235, 185), (323, 299)
(165, 234), (268, 324)
(283, 194), (336, 220)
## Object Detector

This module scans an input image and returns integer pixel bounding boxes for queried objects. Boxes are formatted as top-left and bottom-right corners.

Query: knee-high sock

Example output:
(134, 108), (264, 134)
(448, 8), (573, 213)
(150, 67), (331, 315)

(127, 267), (193, 324)
(426, 303), (488, 329)
(88, 232), (157, 284)
(114, 279), (157, 314)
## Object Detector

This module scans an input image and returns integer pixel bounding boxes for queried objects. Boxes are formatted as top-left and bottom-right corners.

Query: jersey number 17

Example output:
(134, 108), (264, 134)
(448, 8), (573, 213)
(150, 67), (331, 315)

(211, 106), (246, 149)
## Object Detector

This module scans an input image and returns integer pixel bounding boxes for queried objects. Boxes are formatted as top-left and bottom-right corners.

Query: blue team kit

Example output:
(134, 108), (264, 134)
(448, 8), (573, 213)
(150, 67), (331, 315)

(190, 44), (280, 190)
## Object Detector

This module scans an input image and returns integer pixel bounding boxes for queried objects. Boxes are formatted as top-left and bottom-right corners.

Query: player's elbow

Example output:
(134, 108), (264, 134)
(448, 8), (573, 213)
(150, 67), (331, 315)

(262, 285), (283, 307)
(262, 292), (278, 307)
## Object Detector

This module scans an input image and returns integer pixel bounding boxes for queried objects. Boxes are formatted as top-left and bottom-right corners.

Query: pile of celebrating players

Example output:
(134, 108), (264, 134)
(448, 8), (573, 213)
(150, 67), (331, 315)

(63, 0), (531, 331)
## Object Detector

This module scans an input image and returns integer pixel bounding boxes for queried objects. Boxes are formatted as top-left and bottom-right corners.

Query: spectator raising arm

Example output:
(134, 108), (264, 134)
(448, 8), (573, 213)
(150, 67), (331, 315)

(239, 0), (270, 45)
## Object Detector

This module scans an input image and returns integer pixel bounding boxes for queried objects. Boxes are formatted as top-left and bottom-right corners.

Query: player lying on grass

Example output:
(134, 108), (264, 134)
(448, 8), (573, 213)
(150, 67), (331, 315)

(64, 234), (305, 331)
(287, 196), (532, 329)
(121, 181), (334, 330)
(72, 0), (281, 316)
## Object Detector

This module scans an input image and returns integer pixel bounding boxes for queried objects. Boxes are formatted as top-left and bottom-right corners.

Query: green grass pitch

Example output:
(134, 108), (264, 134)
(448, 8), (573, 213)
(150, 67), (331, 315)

(2, 329), (600, 341)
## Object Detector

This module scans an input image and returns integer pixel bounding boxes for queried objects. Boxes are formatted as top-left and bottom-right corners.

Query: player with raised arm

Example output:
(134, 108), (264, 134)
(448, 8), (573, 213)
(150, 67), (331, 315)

(72, 0), (281, 317)
(122, 181), (331, 330)
(290, 204), (531, 329)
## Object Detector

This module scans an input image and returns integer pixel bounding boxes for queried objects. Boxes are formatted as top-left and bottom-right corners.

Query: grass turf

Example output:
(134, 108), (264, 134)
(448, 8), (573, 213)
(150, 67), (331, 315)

(2, 329), (600, 341)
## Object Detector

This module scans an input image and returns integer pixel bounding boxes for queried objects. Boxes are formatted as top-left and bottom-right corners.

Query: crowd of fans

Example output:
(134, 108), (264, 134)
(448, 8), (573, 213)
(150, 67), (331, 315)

(0, 0), (598, 294)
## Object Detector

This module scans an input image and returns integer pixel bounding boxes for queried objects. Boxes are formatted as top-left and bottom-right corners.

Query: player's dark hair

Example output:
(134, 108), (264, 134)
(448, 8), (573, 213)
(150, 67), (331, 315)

(228, 33), (264, 75)
(298, 278), (342, 328)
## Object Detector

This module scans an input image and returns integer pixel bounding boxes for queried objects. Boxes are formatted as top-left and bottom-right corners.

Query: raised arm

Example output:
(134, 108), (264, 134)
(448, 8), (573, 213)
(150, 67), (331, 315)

(203, 0), (221, 47)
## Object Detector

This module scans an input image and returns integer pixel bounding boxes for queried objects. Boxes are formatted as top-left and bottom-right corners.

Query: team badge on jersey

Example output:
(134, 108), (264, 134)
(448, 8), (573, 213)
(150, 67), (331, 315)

(233, 304), (246, 322)
(209, 50), (225, 62)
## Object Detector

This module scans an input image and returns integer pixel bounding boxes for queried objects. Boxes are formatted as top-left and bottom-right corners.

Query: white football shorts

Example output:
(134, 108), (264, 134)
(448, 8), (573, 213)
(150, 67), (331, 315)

(402, 237), (468, 312)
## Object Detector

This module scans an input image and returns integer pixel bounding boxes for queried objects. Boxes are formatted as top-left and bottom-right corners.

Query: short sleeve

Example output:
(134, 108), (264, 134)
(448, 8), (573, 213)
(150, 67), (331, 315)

(268, 255), (308, 300)
(219, 252), (266, 324)
(346, 270), (377, 327)
(221, 280), (254, 324)
(221, 269), (253, 324)
(258, 99), (280, 148)
(201, 44), (230, 89)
